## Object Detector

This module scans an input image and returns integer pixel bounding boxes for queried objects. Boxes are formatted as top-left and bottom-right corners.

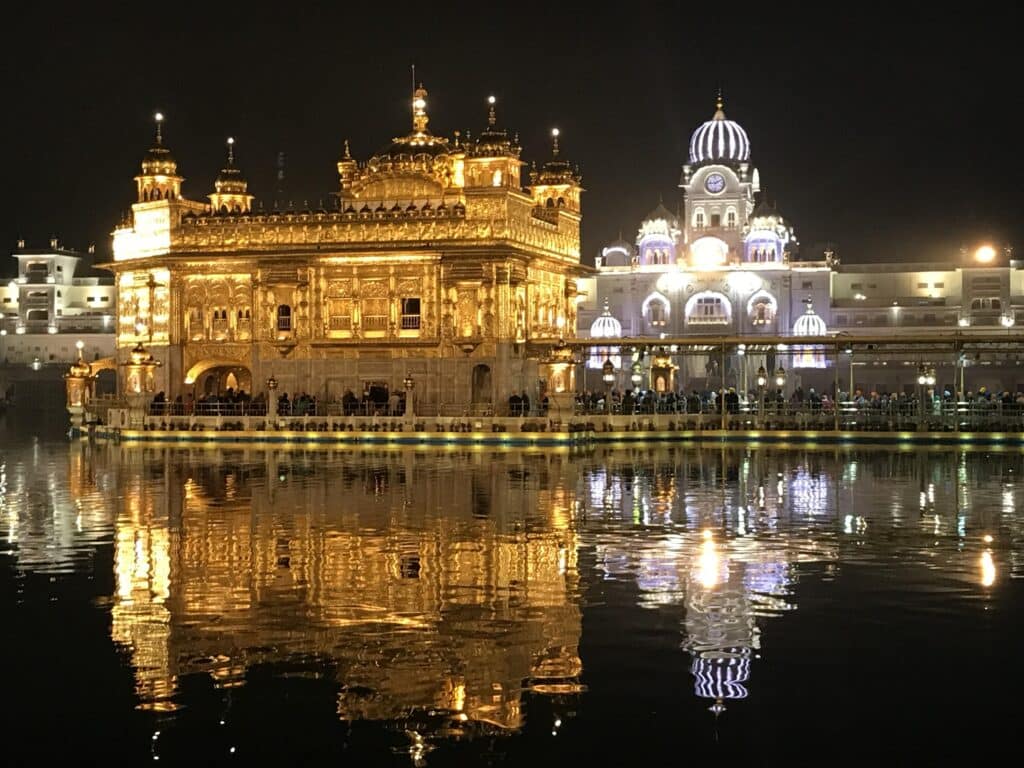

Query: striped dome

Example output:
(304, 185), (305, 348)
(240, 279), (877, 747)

(793, 303), (827, 336)
(590, 300), (622, 339)
(688, 96), (751, 165)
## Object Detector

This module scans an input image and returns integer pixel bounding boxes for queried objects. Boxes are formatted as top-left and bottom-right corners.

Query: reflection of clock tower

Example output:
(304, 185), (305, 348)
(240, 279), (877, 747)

(678, 94), (760, 267)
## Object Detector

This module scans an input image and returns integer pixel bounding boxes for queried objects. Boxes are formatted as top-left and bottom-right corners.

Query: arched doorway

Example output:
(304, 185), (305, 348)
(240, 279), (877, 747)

(471, 364), (492, 411)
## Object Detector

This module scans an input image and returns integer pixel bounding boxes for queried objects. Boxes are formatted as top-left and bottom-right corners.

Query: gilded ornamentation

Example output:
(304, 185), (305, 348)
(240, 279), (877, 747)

(106, 84), (584, 403)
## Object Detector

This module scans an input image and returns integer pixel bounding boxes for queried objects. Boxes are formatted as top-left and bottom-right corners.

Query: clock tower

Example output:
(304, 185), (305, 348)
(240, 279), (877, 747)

(678, 94), (759, 267)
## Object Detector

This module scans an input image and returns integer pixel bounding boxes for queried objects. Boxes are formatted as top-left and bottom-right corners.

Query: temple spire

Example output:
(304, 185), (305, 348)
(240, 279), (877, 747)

(154, 111), (164, 145)
(487, 95), (497, 127)
(412, 82), (429, 134)
(226, 136), (235, 165)
(551, 127), (560, 158)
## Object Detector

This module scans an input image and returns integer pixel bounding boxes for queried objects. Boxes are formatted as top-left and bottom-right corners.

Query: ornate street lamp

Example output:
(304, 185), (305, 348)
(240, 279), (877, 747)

(602, 358), (616, 415)
(267, 374), (279, 420)
(403, 373), (415, 419)
(774, 366), (786, 389)
(630, 361), (643, 389)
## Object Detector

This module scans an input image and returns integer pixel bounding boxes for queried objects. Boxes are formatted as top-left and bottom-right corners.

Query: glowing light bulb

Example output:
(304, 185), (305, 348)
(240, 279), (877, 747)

(154, 112), (163, 122)
(488, 95), (496, 105)
(552, 128), (560, 137)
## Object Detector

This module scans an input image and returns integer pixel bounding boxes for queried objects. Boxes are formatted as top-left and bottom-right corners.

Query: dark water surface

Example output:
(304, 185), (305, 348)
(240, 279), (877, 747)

(2, 418), (1022, 765)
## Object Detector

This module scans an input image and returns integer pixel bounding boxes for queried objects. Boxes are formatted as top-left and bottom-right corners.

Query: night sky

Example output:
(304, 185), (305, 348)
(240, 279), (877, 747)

(2, 8), (1019, 276)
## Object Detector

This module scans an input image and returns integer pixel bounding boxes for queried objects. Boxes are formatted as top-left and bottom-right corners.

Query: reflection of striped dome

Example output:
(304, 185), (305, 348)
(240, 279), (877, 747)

(689, 96), (751, 165)
(691, 649), (751, 700)
(590, 301), (622, 339)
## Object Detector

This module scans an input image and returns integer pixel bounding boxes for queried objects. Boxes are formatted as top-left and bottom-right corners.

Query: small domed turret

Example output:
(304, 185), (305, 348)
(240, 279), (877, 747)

(135, 112), (184, 203)
(209, 137), (254, 214)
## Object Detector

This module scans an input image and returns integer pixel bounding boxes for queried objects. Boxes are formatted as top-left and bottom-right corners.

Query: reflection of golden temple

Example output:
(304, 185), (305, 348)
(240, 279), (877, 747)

(104, 89), (586, 412)
(103, 447), (583, 733)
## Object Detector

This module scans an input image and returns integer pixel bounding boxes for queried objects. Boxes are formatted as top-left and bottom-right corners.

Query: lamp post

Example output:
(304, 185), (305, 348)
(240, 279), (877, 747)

(630, 361), (643, 390)
(602, 358), (616, 415)
(756, 365), (767, 425)
(404, 373), (415, 420)
(267, 374), (279, 420)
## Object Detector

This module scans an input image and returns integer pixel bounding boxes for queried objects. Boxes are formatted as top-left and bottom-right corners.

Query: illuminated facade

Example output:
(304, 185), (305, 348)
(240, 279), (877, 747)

(0, 239), (115, 365)
(581, 94), (1024, 393)
(105, 89), (585, 410)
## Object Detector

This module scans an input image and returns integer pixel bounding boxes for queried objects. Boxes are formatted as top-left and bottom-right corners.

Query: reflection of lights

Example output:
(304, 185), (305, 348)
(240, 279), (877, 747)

(697, 530), (720, 589)
(980, 550), (996, 587)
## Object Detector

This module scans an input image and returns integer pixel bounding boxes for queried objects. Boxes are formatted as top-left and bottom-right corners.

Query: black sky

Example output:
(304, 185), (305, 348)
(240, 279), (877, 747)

(2, 7), (1020, 276)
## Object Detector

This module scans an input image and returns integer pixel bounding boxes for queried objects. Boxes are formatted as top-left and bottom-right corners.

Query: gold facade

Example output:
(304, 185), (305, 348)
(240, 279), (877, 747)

(106, 88), (586, 409)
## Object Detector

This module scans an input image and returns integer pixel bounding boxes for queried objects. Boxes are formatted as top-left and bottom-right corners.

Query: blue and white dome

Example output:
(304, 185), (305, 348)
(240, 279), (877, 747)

(590, 299), (622, 339)
(688, 96), (751, 165)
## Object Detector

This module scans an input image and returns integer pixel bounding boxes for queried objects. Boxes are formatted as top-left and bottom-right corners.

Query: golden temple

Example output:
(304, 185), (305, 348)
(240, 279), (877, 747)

(104, 86), (586, 412)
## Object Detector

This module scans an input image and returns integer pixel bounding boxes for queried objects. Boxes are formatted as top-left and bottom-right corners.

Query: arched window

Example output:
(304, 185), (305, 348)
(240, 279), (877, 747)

(643, 292), (670, 327)
(747, 292), (778, 326)
(277, 304), (292, 332)
(685, 291), (732, 325)
(492, 169), (503, 186)
(726, 210), (736, 228)
(546, 198), (555, 208)
(557, 197), (565, 207)
(695, 210), (705, 229)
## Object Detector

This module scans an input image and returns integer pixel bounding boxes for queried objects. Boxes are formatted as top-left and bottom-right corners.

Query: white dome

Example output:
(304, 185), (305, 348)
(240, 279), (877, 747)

(590, 301), (622, 338)
(793, 305), (827, 336)
(689, 97), (751, 165)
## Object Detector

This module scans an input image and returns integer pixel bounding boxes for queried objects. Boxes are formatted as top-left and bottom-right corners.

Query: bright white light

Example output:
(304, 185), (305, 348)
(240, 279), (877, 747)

(488, 95), (496, 105)
(413, 97), (426, 110)
(975, 245), (996, 263)
(1001, 315), (1015, 328)
(75, 340), (84, 350)
(958, 317), (970, 327)
(854, 293), (866, 300)
(552, 128), (560, 138)
(47, 325), (57, 334)
(980, 550), (996, 586)
(0, 329), (6, 336)
(227, 136), (234, 145)
(656, 271), (686, 293)
(154, 112), (164, 122)
(689, 236), (729, 268)
(983, 534), (993, 544)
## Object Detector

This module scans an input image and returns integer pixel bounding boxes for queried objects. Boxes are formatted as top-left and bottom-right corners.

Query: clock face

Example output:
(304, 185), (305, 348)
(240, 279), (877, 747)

(704, 172), (726, 194)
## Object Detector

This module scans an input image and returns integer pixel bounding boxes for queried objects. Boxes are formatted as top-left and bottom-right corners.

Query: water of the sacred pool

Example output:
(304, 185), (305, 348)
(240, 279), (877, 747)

(2, 413), (1020, 764)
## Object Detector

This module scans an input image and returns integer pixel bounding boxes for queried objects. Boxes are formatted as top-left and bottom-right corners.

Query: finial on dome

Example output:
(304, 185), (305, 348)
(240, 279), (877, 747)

(343, 139), (352, 159)
(714, 89), (725, 120)
(226, 137), (235, 165)
(412, 81), (429, 133)
(602, 296), (610, 312)
(551, 127), (560, 158)
(487, 95), (496, 127)
(154, 112), (164, 145)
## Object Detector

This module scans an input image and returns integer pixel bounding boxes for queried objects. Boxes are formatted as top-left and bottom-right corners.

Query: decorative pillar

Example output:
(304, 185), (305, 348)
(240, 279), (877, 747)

(64, 340), (95, 432)
(404, 373), (415, 421)
(540, 344), (577, 419)
(121, 342), (161, 426)
(267, 374), (279, 420)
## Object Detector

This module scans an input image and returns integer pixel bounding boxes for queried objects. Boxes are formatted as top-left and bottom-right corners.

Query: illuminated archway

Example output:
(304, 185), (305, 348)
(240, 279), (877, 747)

(685, 291), (732, 325)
